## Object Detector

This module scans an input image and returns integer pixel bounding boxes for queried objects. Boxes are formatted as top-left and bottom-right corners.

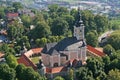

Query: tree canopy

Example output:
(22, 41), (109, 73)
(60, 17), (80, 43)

(0, 63), (16, 80)
(108, 31), (120, 50)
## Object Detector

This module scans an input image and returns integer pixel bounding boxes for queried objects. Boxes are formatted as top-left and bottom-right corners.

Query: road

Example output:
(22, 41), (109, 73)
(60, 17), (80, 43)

(98, 30), (114, 43)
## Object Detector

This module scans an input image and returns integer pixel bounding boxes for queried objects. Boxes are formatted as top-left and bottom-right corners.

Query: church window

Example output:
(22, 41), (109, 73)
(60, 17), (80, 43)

(54, 63), (58, 67)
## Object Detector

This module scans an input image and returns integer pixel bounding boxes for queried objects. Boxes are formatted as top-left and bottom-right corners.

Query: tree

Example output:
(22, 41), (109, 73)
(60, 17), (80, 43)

(35, 38), (47, 47)
(24, 67), (44, 80)
(109, 51), (120, 61)
(86, 31), (98, 47)
(22, 36), (31, 49)
(7, 23), (24, 40)
(7, 25), (17, 39)
(68, 69), (74, 80)
(48, 36), (65, 43)
(0, 7), (5, 19)
(102, 56), (111, 73)
(61, 14), (75, 32)
(33, 13), (45, 24)
(5, 54), (18, 68)
(0, 63), (16, 80)
(30, 21), (51, 39)
(96, 71), (107, 80)
(16, 64), (26, 80)
(15, 36), (31, 51)
(21, 15), (32, 28)
(15, 46), (21, 54)
(107, 69), (120, 80)
(108, 59), (119, 70)
(76, 67), (94, 80)
(0, 44), (15, 55)
(16, 65), (45, 80)
(94, 15), (108, 34)
(53, 76), (65, 80)
(57, 6), (69, 16)
(108, 31), (120, 50)
(70, 9), (78, 19)
(51, 17), (69, 36)
(86, 57), (104, 78)
(81, 10), (96, 34)
(0, 44), (9, 54)
(103, 44), (115, 55)
(12, 2), (23, 12)
(4, 6), (15, 12)
(48, 4), (59, 13)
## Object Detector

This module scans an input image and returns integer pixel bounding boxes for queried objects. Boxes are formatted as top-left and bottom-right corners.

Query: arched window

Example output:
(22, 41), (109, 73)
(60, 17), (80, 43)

(54, 63), (58, 67)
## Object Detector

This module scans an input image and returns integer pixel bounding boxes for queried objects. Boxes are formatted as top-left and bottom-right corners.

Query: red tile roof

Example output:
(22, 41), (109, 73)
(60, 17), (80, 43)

(0, 30), (7, 35)
(31, 48), (43, 54)
(0, 53), (4, 58)
(17, 45), (106, 72)
(6, 13), (18, 19)
(87, 45), (106, 57)
(24, 48), (43, 57)
(17, 54), (37, 70)
(95, 48), (103, 52)
(24, 50), (33, 57)
(17, 48), (42, 70)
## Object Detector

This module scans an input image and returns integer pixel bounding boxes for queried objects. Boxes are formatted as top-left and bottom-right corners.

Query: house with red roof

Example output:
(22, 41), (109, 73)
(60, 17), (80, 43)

(6, 13), (19, 20)
(0, 52), (5, 62)
(6, 12), (19, 23)
(87, 45), (106, 57)
(17, 48), (43, 70)
(0, 53), (4, 58)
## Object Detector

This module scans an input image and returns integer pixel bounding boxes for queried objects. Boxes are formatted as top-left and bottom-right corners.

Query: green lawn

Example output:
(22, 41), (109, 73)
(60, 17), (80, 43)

(31, 56), (41, 64)
(16, 56), (20, 59)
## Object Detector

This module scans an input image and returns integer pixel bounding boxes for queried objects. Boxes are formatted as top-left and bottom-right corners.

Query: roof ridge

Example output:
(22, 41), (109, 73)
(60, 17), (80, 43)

(87, 45), (106, 57)
(23, 54), (37, 70)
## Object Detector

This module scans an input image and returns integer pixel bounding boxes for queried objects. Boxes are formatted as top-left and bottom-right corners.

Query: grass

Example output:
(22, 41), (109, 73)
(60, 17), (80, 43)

(16, 56), (20, 59)
(31, 56), (41, 64)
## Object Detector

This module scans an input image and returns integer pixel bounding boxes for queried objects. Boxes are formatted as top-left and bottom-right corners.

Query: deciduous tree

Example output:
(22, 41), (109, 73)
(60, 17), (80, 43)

(107, 69), (120, 80)
(0, 63), (16, 80)
(5, 54), (18, 68)
(51, 17), (69, 36)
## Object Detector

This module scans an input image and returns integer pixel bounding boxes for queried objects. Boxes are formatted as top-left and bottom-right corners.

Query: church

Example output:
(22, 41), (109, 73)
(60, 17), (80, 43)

(41, 10), (87, 78)
(16, 8), (106, 80)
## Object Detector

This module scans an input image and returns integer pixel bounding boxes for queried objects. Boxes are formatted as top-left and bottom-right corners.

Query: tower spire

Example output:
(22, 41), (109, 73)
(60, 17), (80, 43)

(75, 7), (84, 27)
(73, 7), (85, 40)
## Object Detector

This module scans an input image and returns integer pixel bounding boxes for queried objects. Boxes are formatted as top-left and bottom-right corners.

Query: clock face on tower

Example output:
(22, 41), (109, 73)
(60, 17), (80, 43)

(74, 26), (84, 40)
(76, 29), (80, 34)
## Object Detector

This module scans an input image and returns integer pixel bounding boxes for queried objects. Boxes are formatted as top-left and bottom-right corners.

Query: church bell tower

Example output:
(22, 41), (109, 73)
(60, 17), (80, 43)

(74, 9), (85, 40)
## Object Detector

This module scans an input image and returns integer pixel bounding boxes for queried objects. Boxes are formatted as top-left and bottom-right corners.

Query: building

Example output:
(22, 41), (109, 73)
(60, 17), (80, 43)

(17, 9), (106, 79)
(17, 48), (43, 70)
(6, 12), (19, 21)
(0, 52), (5, 62)
(41, 10), (87, 78)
